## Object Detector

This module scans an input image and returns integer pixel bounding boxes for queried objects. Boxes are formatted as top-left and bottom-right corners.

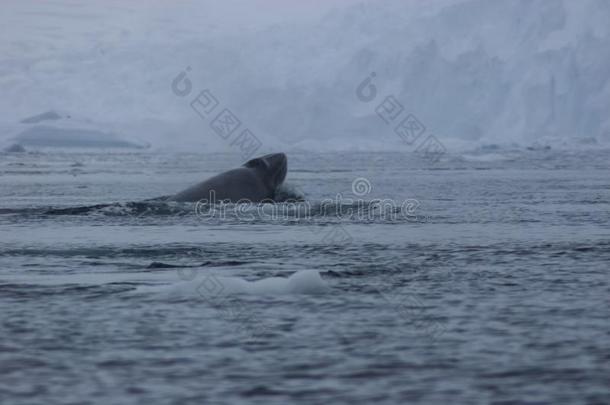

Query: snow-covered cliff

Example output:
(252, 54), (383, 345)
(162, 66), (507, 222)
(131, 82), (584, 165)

(1, 0), (608, 151)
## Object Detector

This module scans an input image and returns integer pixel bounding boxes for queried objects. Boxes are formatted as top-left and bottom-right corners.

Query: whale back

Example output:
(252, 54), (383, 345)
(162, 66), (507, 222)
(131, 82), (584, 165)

(169, 153), (288, 203)
(244, 153), (287, 191)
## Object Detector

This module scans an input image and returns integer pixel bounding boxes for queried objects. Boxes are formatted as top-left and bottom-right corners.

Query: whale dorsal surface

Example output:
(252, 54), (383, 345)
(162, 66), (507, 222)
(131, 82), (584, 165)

(169, 153), (287, 203)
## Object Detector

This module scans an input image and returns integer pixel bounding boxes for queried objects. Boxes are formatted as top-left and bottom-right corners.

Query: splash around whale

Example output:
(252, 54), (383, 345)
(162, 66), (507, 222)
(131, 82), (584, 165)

(167, 153), (288, 203)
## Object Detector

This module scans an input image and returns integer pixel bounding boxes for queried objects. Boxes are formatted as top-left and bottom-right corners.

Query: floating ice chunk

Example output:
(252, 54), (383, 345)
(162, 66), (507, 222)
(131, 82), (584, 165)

(139, 270), (329, 297)
(216, 270), (329, 295)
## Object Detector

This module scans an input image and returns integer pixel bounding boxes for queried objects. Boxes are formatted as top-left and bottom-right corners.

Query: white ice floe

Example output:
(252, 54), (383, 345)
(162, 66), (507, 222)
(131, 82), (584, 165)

(140, 270), (330, 298)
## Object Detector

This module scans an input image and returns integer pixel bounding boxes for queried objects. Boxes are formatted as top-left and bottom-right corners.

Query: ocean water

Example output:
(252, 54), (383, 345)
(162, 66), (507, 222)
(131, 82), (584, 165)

(0, 149), (609, 404)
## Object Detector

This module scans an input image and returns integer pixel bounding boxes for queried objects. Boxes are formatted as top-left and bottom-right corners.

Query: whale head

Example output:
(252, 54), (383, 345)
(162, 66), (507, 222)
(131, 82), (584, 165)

(244, 153), (287, 190)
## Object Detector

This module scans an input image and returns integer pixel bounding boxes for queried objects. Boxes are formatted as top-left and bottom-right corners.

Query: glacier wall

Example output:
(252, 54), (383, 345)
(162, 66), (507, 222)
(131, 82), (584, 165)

(1, 0), (609, 151)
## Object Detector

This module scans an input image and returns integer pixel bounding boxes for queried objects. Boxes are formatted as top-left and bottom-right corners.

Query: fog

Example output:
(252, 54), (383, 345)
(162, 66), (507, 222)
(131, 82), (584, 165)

(2, 0), (609, 152)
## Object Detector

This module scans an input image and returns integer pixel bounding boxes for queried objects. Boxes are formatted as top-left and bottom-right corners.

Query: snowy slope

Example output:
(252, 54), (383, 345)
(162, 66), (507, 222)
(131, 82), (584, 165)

(1, 0), (609, 152)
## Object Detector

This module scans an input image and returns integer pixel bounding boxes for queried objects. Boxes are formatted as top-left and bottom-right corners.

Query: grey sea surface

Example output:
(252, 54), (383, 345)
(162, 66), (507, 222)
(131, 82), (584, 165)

(0, 150), (609, 404)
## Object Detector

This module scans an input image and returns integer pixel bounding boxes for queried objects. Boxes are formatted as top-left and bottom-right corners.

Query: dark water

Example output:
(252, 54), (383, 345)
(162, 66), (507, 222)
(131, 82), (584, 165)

(1, 150), (609, 404)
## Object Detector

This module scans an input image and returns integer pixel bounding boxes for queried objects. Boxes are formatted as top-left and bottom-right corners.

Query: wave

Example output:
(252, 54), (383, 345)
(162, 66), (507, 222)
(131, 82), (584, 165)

(1, 195), (422, 223)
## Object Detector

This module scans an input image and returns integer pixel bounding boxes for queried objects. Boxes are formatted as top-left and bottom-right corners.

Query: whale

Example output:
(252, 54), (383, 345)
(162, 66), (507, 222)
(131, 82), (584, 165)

(168, 153), (288, 203)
